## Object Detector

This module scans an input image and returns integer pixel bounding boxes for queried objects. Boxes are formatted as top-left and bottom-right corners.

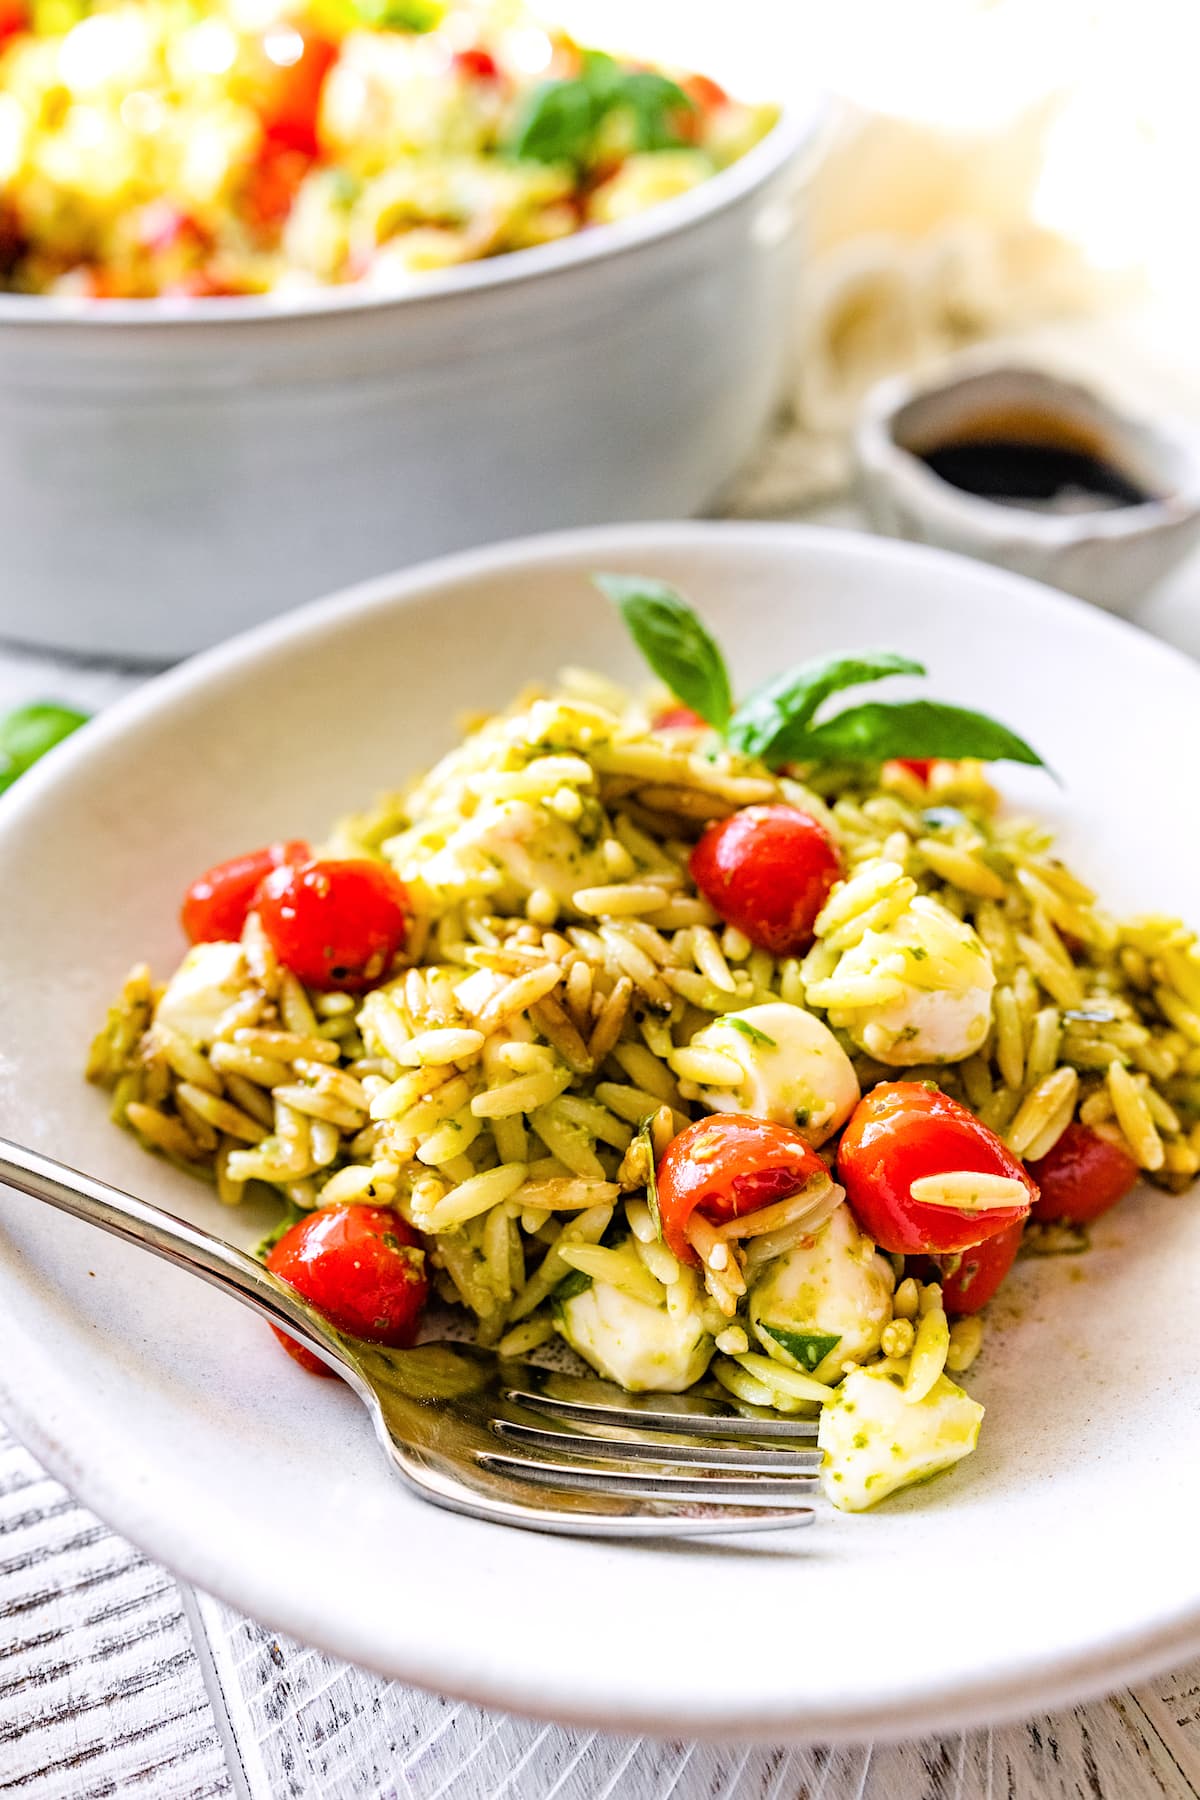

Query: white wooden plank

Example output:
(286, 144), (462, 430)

(0, 1425), (230, 1799)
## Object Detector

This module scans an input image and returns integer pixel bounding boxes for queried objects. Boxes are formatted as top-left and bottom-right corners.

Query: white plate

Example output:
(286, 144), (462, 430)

(1, 523), (1199, 1742)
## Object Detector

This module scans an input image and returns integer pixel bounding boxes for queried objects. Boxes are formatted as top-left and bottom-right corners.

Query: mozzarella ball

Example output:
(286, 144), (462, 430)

(681, 1002), (860, 1145)
(556, 1279), (714, 1393)
(816, 894), (995, 1066)
(748, 1203), (893, 1383)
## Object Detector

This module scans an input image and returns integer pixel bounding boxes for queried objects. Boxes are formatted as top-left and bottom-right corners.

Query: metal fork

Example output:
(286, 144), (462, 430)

(0, 1137), (821, 1539)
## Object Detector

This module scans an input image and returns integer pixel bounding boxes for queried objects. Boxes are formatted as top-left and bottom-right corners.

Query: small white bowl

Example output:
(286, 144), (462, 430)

(855, 360), (1200, 614)
(0, 99), (820, 661)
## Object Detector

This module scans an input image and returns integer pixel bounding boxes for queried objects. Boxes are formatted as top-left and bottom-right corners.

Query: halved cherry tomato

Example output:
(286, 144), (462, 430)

(936, 1217), (1024, 1315)
(1027, 1121), (1139, 1225)
(656, 1114), (829, 1266)
(256, 857), (409, 991)
(254, 25), (338, 157)
(651, 704), (706, 732)
(266, 1203), (427, 1376)
(689, 804), (842, 957)
(181, 840), (311, 944)
(837, 1082), (1036, 1255)
(454, 46), (499, 81)
(243, 144), (311, 233)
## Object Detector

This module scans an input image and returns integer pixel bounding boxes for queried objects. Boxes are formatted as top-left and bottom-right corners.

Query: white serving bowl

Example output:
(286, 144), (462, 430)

(2, 521), (1200, 1740)
(0, 104), (817, 662)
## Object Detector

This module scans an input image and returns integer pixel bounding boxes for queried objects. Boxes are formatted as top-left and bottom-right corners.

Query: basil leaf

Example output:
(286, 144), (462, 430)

(508, 75), (599, 166)
(553, 1268), (593, 1304)
(758, 1323), (841, 1372)
(595, 573), (732, 733)
(0, 702), (89, 796)
(727, 652), (925, 762)
(637, 1116), (663, 1242)
(789, 699), (1046, 769)
(618, 70), (693, 151)
(728, 1017), (775, 1047)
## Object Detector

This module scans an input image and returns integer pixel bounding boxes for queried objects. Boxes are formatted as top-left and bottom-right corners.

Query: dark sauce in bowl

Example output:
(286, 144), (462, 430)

(919, 440), (1153, 513)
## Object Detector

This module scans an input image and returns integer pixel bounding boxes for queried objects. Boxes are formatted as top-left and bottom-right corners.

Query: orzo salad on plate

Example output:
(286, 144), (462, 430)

(88, 576), (1200, 1511)
(0, 0), (774, 298)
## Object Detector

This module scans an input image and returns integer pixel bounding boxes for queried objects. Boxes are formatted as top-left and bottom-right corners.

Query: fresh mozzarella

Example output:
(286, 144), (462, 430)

(683, 1002), (860, 1144)
(748, 1204), (893, 1383)
(817, 1363), (984, 1512)
(556, 1279), (714, 1394)
(153, 940), (247, 1046)
(817, 894), (995, 1066)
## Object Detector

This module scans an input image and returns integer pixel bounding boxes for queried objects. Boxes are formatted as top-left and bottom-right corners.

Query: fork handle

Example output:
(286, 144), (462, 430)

(0, 1135), (355, 1376)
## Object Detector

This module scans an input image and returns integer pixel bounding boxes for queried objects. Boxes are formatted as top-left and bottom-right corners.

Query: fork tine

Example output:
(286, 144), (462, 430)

(503, 1385), (820, 1440)
(478, 1449), (819, 1503)
(492, 1417), (822, 1473)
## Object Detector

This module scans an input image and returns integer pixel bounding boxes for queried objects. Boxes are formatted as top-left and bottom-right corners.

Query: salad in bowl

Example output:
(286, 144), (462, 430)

(0, 0), (774, 298)
(87, 576), (1200, 1511)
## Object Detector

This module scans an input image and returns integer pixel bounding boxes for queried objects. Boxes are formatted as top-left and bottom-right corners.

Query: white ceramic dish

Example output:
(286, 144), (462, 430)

(2, 522), (1200, 1743)
(855, 358), (1200, 615)
(0, 84), (818, 661)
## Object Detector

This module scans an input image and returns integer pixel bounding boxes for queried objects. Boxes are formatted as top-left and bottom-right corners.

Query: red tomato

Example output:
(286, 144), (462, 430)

(181, 840), (310, 944)
(454, 46), (499, 80)
(683, 72), (729, 111)
(689, 804), (842, 957)
(134, 201), (206, 253)
(656, 1114), (829, 1266)
(266, 1203), (427, 1376)
(254, 26), (338, 157)
(837, 1082), (1036, 1255)
(888, 758), (935, 784)
(243, 144), (311, 232)
(1027, 1121), (1139, 1225)
(256, 857), (409, 991)
(936, 1217), (1024, 1315)
(0, 0), (26, 47)
(651, 704), (706, 732)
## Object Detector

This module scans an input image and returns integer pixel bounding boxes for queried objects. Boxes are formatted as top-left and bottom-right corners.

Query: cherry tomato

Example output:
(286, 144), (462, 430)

(651, 704), (706, 732)
(837, 1082), (1036, 1255)
(0, 0), (26, 47)
(454, 46), (499, 80)
(243, 144), (311, 233)
(266, 1203), (427, 1376)
(935, 1217), (1024, 1315)
(256, 857), (409, 991)
(254, 25), (338, 157)
(689, 804), (842, 957)
(1027, 1121), (1139, 1225)
(683, 72), (729, 111)
(892, 758), (935, 784)
(656, 1114), (829, 1266)
(181, 840), (310, 944)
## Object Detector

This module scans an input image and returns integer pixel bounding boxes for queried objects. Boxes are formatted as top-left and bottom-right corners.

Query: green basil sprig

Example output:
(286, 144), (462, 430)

(507, 51), (693, 168)
(0, 702), (90, 797)
(594, 573), (1045, 772)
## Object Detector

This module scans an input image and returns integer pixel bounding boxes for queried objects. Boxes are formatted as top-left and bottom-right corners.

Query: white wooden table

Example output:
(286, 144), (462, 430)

(3, 437), (1200, 1798)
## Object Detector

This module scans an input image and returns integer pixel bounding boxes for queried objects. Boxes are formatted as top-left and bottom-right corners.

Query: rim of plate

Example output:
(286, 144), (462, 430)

(0, 101), (820, 330)
(3, 519), (1200, 1741)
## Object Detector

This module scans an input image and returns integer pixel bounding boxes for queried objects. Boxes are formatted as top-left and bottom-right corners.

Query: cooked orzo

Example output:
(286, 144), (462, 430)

(88, 574), (1200, 1510)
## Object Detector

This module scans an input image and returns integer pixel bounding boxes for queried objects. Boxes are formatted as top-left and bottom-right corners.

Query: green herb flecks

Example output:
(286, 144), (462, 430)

(595, 573), (1047, 774)
(727, 1017), (776, 1047)
(255, 1206), (303, 1260)
(757, 1322), (842, 1372)
(0, 702), (90, 796)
